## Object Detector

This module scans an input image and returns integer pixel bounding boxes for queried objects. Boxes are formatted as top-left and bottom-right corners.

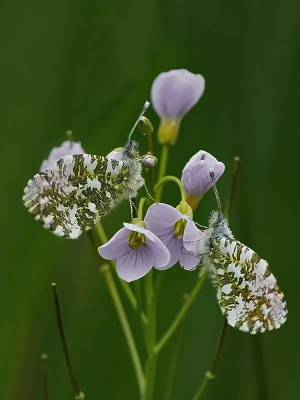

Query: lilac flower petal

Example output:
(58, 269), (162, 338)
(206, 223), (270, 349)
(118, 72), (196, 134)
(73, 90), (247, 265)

(183, 220), (203, 254)
(178, 249), (199, 271)
(151, 69), (205, 119)
(159, 233), (184, 269)
(145, 203), (184, 236)
(40, 141), (85, 171)
(116, 246), (155, 282)
(181, 150), (225, 196)
(98, 227), (132, 260)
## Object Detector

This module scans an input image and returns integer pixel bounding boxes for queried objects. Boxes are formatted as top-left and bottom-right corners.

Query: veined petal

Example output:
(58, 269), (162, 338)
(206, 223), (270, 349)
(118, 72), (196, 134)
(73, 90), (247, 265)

(145, 203), (184, 236)
(116, 246), (155, 282)
(151, 69), (205, 119)
(98, 227), (132, 260)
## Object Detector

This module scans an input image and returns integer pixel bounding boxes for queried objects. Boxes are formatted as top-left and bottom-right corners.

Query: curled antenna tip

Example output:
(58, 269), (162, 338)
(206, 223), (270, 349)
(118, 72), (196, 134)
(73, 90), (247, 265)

(51, 283), (56, 287)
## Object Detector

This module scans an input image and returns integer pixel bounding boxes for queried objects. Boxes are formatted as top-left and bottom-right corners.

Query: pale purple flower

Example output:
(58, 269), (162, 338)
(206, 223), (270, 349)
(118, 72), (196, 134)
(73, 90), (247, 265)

(98, 223), (170, 282)
(145, 203), (202, 270)
(40, 141), (85, 171)
(151, 69), (205, 119)
(181, 150), (225, 197)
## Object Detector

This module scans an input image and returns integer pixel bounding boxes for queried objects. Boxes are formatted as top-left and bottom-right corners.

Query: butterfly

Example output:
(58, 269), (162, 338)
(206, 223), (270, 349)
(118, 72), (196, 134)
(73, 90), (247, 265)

(200, 210), (287, 334)
(23, 102), (152, 239)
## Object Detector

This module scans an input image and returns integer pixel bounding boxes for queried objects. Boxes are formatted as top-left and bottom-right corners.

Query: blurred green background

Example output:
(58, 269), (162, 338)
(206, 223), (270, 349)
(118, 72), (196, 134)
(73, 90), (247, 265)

(1, 0), (299, 399)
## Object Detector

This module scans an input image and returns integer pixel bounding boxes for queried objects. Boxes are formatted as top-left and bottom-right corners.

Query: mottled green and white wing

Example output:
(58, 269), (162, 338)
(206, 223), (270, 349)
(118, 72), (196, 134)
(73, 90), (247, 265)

(23, 154), (131, 238)
(210, 237), (287, 333)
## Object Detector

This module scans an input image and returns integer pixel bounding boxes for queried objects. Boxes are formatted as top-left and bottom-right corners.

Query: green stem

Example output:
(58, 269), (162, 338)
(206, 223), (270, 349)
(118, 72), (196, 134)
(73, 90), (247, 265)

(251, 336), (269, 400)
(152, 270), (166, 307)
(155, 145), (169, 201)
(143, 354), (157, 400)
(191, 318), (227, 400)
(154, 176), (186, 203)
(51, 284), (85, 399)
(155, 272), (207, 354)
(138, 197), (147, 221)
(92, 224), (147, 323)
(146, 132), (154, 155)
(41, 354), (51, 400)
(100, 264), (145, 395)
(92, 223), (146, 394)
(163, 294), (187, 400)
(143, 270), (157, 400)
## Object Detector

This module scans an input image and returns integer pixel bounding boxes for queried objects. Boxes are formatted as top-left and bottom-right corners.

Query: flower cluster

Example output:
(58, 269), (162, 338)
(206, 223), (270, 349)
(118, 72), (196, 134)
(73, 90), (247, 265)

(97, 69), (225, 282)
(98, 69), (225, 282)
(99, 202), (202, 282)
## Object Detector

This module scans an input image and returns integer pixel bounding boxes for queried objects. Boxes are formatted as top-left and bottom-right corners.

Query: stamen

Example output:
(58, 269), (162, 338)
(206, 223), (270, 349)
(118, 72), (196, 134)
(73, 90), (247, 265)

(173, 219), (187, 238)
(128, 231), (147, 248)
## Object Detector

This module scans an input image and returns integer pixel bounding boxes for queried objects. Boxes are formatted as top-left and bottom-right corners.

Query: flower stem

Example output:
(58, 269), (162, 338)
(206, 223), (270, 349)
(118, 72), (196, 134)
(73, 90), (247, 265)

(155, 272), (207, 354)
(91, 223), (146, 394)
(154, 176), (186, 203)
(145, 131), (154, 155)
(40, 354), (51, 400)
(138, 197), (147, 221)
(51, 284), (85, 399)
(142, 270), (158, 400)
(163, 294), (187, 400)
(251, 336), (269, 400)
(92, 224), (146, 321)
(191, 318), (227, 400)
(100, 264), (145, 396)
(155, 144), (169, 201)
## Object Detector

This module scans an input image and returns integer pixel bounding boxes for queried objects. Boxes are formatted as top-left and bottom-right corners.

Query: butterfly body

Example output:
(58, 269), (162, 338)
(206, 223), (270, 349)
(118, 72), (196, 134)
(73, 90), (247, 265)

(23, 140), (144, 239)
(200, 211), (287, 333)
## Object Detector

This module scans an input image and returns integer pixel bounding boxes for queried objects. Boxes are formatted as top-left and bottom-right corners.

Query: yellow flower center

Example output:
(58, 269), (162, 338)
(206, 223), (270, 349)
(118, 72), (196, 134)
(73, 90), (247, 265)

(173, 218), (187, 238)
(128, 231), (147, 249)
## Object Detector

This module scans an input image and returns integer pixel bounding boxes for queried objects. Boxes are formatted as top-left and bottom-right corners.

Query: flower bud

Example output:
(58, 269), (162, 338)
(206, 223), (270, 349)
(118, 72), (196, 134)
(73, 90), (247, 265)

(143, 155), (157, 168)
(181, 150), (225, 210)
(138, 116), (154, 135)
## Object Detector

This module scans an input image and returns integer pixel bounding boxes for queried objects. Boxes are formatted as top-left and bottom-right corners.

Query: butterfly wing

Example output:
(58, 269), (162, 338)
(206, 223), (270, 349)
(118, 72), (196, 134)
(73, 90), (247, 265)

(23, 154), (132, 238)
(210, 237), (287, 333)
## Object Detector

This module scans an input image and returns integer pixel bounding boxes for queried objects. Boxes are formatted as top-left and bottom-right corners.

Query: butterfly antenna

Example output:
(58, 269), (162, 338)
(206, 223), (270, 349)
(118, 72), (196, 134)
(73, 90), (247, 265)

(209, 171), (222, 211)
(128, 101), (150, 141)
